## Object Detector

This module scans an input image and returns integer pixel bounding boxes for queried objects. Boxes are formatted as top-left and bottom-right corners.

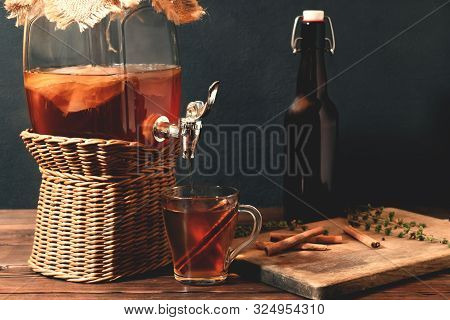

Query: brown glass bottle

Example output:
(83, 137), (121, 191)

(283, 17), (338, 223)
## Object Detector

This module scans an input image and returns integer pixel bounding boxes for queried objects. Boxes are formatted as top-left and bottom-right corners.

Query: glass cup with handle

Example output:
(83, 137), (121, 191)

(161, 185), (262, 285)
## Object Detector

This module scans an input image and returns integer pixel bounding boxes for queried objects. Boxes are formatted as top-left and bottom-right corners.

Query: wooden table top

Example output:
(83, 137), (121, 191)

(1, 209), (449, 300)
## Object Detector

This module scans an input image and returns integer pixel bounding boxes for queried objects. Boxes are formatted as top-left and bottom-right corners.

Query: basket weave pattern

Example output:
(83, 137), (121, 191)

(21, 129), (178, 282)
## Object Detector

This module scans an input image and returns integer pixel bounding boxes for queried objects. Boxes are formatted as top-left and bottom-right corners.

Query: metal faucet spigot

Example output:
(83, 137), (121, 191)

(152, 81), (220, 159)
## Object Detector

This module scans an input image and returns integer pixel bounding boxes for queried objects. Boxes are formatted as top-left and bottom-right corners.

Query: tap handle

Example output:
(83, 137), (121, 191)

(186, 81), (220, 121)
(205, 81), (220, 113)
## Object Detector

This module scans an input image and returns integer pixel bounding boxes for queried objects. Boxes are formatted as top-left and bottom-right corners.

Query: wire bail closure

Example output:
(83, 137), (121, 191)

(291, 15), (336, 55)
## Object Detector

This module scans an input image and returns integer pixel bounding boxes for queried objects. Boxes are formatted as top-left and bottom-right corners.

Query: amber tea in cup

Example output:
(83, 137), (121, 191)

(162, 186), (262, 285)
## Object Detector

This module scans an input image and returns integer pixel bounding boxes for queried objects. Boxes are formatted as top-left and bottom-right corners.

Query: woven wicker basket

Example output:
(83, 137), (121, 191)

(21, 129), (178, 283)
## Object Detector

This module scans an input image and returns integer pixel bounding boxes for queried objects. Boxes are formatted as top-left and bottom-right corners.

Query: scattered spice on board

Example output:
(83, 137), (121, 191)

(235, 219), (305, 238)
(347, 205), (449, 248)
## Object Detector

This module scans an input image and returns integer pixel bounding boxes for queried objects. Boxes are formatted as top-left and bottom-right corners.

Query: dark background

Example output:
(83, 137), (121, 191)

(0, 0), (449, 209)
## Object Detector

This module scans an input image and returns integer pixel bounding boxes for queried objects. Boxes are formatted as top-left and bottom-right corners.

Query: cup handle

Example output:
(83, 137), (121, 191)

(226, 204), (262, 268)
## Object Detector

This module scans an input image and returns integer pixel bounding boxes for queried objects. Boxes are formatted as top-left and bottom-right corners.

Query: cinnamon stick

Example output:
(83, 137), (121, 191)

(264, 227), (324, 256)
(174, 204), (236, 273)
(270, 232), (343, 244)
(297, 242), (329, 251)
(209, 199), (229, 211)
(255, 241), (328, 251)
(343, 225), (380, 249)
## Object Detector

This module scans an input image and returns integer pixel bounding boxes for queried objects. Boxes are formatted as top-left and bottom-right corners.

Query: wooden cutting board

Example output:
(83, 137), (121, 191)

(233, 208), (450, 299)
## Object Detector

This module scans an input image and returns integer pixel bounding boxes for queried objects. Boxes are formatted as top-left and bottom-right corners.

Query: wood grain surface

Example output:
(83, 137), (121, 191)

(0, 209), (449, 300)
(235, 208), (450, 299)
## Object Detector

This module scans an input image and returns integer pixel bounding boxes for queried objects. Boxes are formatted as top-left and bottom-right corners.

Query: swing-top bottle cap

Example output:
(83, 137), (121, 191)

(302, 10), (325, 22)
